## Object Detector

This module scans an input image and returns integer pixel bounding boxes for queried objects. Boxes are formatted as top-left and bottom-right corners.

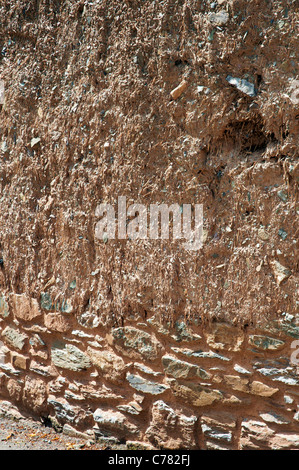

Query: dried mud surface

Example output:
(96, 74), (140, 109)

(0, 0), (297, 328)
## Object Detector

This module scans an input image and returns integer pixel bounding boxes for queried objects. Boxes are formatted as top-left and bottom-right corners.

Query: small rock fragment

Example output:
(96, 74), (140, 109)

(208, 10), (229, 25)
(226, 75), (257, 97)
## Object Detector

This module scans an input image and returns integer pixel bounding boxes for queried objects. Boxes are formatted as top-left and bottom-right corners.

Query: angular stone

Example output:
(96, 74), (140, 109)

(111, 327), (162, 361)
(248, 335), (285, 351)
(6, 378), (23, 402)
(23, 376), (47, 413)
(240, 419), (299, 450)
(87, 347), (128, 383)
(254, 359), (299, 386)
(270, 260), (291, 285)
(205, 440), (231, 450)
(0, 400), (24, 420)
(117, 402), (143, 415)
(30, 360), (58, 377)
(134, 363), (162, 377)
(201, 412), (237, 430)
(11, 352), (29, 370)
(10, 293), (41, 321)
(270, 434), (299, 450)
(167, 379), (223, 406)
(145, 400), (197, 449)
(201, 423), (232, 443)
(44, 312), (74, 332)
(51, 341), (92, 371)
(80, 383), (124, 402)
(31, 137), (41, 148)
(40, 292), (53, 311)
(64, 390), (85, 401)
(240, 419), (275, 449)
(0, 295), (9, 318)
(226, 75), (256, 97)
(48, 396), (90, 426)
(1, 326), (28, 351)
(261, 319), (299, 339)
(171, 347), (230, 362)
(171, 320), (202, 343)
(78, 312), (101, 329)
(205, 324), (244, 352)
(0, 363), (21, 376)
(126, 373), (169, 395)
(63, 424), (90, 440)
(162, 355), (210, 380)
(259, 412), (289, 425)
(233, 364), (252, 375)
(224, 375), (279, 397)
(93, 408), (139, 437)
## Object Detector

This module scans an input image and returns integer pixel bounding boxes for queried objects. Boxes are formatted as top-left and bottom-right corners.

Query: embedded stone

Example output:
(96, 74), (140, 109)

(117, 402), (143, 415)
(80, 383), (124, 402)
(48, 396), (90, 426)
(162, 355), (210, 380)
(170, 80), (188, 100)
(10, 293), (41, 321)
(145, 400), (197, 449)
(40, 292), (53, 311)
(44, 312), (74, 332)
(30, 360), (58, 377)
(259, 412), (289, 425)
(201, 423), (232, 443)
(23, 376), (47, 413)
(224, 375), (279, 397)
(233, 364), (252, 375)
(171, 347), (230, 361)
(240, 419), (299, 450)
(51, 341), (92, 371)
(270, 260), (291, 285)
(208, 10), (229, 25)
(201, 412), (237, 430)
(248, 335), (285, 351)
(205, 324), (244, 351)
(167, 379), (223, 406)
(0, 400), (24, 420)
(171, 320), (202, 342)
(63, 424), (90, 440)
(87, 347), (128, 383)
(126, 373), (169, 395)
(11, 352), (29, 370)
(111, 327), (162, 361)
(93, 408), (139, 436)
(240, 419), (275, 450)
(0, 295), (9, 318)
(134, 363), (162, 377)
(6, 378), (22, 402)
(1, 326), (28, 351)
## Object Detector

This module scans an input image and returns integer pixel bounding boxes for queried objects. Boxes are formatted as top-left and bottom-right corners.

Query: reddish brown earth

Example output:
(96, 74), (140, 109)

(0, 0), (298, 450)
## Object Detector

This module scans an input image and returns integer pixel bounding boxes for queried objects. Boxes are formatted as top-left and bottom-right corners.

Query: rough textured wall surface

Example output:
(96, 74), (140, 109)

(0, 0), (298, 450)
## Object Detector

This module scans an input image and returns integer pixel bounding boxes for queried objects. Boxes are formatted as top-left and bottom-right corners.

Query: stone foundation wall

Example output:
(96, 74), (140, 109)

(1, 294), (299, 450)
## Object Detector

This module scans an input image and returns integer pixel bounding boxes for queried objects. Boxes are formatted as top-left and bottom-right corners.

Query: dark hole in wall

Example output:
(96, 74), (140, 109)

(222, 117), (275, 154)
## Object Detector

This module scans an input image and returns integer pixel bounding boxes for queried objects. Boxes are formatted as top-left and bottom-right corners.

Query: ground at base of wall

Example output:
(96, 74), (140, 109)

(0, 415), (126, 451)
